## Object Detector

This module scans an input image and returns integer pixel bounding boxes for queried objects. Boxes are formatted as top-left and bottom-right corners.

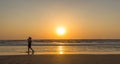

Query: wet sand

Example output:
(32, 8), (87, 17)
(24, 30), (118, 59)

(0, 54), (120, 64)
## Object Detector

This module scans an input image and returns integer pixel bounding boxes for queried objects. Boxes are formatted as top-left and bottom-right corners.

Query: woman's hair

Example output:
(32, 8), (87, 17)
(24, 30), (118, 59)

(28, 37), (32, 39)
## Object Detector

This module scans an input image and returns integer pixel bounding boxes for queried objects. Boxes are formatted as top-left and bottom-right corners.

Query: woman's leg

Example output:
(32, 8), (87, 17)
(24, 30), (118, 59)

(30, 47), (34, 55)
(28, 47), (30, 55)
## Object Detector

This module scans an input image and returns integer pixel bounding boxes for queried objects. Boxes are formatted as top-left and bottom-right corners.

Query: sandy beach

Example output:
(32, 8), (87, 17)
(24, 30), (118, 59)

(0, 54), (120, 64)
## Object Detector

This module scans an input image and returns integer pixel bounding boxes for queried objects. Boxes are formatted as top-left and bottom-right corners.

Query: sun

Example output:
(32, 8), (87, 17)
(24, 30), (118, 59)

(56, 27), (66, 35)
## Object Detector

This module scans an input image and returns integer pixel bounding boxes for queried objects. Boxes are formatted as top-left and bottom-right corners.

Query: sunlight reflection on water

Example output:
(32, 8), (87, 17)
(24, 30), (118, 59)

(58, 46), (64, 54)
(1, 44), (120, 55)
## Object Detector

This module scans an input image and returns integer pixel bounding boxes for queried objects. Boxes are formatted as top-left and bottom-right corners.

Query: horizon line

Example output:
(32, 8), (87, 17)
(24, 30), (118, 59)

(0, 38), (120, 40)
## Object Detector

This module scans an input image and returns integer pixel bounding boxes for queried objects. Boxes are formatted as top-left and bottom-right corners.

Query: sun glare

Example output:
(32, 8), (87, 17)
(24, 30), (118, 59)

(56, 27), (66, 35)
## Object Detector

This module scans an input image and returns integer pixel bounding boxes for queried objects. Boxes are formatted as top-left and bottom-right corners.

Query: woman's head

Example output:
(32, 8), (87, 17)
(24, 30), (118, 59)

(28, 37), (32, 39)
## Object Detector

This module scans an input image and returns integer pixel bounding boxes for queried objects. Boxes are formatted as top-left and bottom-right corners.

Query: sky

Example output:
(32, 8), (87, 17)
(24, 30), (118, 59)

(0, 0), (120, 40)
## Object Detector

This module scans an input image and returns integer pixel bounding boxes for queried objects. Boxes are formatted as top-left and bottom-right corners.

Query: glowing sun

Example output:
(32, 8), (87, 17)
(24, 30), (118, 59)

(56, 27), (66, 35)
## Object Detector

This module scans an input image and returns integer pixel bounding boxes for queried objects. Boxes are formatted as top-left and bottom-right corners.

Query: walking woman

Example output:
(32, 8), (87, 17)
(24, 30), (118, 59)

(27, 37), (34, 55)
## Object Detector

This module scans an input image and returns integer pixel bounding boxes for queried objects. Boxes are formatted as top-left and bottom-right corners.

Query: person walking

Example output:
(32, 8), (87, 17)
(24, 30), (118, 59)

(27, 37), (34, 55)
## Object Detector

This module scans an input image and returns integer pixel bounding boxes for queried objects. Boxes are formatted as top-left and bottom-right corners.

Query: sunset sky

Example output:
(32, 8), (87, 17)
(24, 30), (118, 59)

(0, 0), (120, 40)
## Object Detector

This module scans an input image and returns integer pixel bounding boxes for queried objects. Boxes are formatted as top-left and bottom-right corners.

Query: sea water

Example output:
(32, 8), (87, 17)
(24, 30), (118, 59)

(0, 39), (120, 55)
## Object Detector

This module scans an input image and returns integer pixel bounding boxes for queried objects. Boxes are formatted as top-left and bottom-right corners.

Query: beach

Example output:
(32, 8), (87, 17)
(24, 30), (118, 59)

(1, 40), (120, 64)
(0, 54), (120, 64)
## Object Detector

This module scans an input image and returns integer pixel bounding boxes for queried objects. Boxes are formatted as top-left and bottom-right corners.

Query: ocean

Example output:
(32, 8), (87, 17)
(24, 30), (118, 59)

(0, 39), (120, 55)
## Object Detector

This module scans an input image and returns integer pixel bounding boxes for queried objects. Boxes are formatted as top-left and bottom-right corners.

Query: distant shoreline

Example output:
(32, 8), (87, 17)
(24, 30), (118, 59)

(0, 39), (120, 43)
(0, 39), (120, 41)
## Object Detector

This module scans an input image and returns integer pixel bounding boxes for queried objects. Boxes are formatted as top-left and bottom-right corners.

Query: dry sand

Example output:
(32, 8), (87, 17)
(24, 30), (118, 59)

(0, 54), (120, 64)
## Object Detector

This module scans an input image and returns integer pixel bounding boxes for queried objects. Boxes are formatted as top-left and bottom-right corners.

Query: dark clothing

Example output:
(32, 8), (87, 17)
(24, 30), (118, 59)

(27, 37), (34, 55)
(27, 39), (32, 48)
(28, 42), (31, 48)
(28, 39), (32, 43)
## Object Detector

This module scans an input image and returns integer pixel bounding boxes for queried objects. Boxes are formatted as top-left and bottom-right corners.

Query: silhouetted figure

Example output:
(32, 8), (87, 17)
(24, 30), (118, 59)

(27, 37), (34, 55)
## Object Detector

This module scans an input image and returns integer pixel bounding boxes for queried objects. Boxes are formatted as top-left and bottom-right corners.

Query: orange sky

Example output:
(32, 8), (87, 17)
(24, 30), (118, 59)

(0, 0), (120, 40)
